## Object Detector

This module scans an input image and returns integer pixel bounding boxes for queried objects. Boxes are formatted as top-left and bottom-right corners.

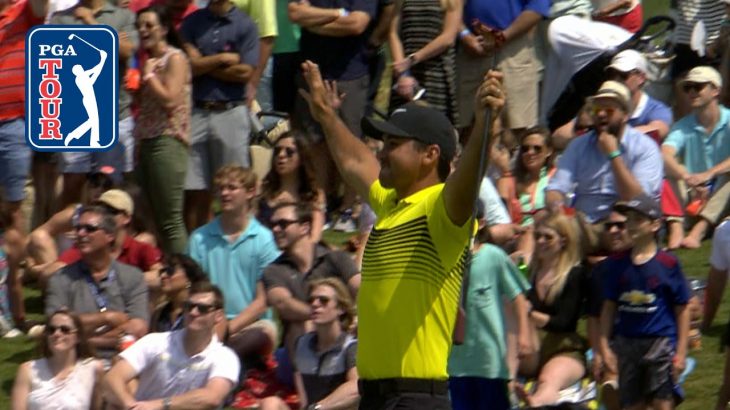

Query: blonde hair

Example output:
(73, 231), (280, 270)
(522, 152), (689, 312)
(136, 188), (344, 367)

(309, 278), (356, 331)
(213, 165), (257, 191)
(532, 213), (581, 305)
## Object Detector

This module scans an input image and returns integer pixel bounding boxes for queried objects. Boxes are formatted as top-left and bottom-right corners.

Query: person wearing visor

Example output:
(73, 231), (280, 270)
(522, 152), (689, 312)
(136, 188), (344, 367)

(299, 59), (504, 408)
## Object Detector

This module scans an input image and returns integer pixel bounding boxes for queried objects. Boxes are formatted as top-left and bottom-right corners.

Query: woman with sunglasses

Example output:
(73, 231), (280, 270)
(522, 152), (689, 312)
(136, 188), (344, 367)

(515, 213), (587, 407)
(150, 253), (208, 333)
(258, 131), (325, 241)
(11, 309), (103, 410)
(497, 127), (556, 265)
(133, 4), (191, 254)
(259, 278), (358, 410)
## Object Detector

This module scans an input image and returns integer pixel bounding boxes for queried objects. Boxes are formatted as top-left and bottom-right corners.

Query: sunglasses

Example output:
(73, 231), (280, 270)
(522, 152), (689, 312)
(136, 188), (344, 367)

(274, 146), (297, 157)
(522, 144), (544, 154)
(682, 82), (707, 93)
(591, 105), (617, 117)
(308, 295), (334, 305)
(45, 324), (77, 335)
(183, 301), (220, 314)
(604, 221), (627, 231)
(103, 206), (124, 216)
(74, 223), (102, 233)
(269, 219), (299, 230)
(158, 266), (175, 277)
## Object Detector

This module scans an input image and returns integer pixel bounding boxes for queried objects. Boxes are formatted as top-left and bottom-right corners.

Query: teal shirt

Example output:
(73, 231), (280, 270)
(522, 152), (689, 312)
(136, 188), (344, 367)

(448, 244), (529, 379)
(663, 105), (730, 174)
(187, 216), (281, 320)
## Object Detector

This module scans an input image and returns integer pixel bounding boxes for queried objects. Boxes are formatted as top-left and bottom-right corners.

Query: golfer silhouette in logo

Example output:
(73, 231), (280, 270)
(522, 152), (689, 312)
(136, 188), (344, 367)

(64, 34), (107, 148)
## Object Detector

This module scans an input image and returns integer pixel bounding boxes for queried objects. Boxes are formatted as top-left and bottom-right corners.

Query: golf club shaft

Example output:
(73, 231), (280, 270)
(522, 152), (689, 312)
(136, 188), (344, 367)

(70, 34), (103, 54)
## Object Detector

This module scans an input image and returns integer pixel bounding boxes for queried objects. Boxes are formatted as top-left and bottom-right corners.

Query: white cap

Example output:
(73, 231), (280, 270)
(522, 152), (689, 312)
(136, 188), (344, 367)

(607, 49), (648, 74)
(681, 66), (723, 89)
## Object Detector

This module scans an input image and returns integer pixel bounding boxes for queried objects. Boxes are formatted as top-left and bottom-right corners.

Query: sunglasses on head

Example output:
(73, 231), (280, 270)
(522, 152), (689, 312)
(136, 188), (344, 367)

(604, 221), (627, 231)
(74, 223), (102, 233)
(274, 146), (297, 157)
(308, 295), (334, 305)
(269, 219), (299, 230)
(45, 324), (77, 335)
(183, 301), (219, 314)
(522, 144), (544, 154)
(682, 82), (708, 93)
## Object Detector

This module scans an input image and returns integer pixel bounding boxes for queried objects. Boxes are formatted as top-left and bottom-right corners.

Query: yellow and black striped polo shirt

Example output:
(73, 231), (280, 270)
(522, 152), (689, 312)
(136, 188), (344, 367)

(357, 180), (471, 380)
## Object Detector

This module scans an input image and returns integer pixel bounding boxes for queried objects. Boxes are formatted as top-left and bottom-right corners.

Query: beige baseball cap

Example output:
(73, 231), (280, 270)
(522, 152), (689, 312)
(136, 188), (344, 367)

(95, 189), (134, 215)
(588, 81), (633, 112)
(681, 66), (723, 89)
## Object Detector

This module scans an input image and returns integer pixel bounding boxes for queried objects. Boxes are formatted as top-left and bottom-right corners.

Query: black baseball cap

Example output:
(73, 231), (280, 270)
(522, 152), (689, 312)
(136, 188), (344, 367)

(613, 193), (662, 220)
(361, 102), (457, 161)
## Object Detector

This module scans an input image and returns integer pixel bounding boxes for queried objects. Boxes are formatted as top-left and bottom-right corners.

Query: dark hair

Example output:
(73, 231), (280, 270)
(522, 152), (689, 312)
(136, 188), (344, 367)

(189, 281), (225, 309)
(120, 181), (160, 244)
(271, 201), (314, 225)
(261, 131), (322, 204)
(40, 309), (95, 359)
(136, 5), (183, 49)
(87, 171), (116, 192)
(414, 140), (452, 182)
(78, 205), (118, 237)
(165, 253), (207, 284)
(308, 278), (356, 331)
(514, 126), (554, 184)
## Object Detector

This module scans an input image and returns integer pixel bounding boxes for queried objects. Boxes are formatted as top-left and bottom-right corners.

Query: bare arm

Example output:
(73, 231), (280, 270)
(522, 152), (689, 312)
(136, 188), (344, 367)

(250, 36), (275, 89)
(182, 43), (232, 77)
(267, 287), (311, 322)
(294, 371), (308, 408)
(608, 153), (645, 200)
(10, 362), (31, 410)
(228, 282), (268, 335)
(209, 64), (256, 84)
(399, 5), (461, 67)
(512, 293), (532, 357)
(545, 190), (567, 211)
(634, 121), (670, 141)
(369, 4), (395, 47)
(307, 11), (372, 37)
(442, 70), (505, 226)
(288, 2), (340, 27)
(315, 367), (360, 409)
(143, 53), (189, 109)
(138, 378), (234, 409)
(599, 300), (617, 356)
(4, 229), (26, 324)
(661, 145), (690, 180)
(299, 61), (380, 200)
(702, 266), (728, 330)
(388, 11), (404, 69)
(90, 361), (105, 410)
(103, 359), (139, 408)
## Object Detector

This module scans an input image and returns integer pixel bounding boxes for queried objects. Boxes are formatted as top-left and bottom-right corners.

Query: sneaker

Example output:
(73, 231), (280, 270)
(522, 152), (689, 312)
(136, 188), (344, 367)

(2, 328), (23, 338)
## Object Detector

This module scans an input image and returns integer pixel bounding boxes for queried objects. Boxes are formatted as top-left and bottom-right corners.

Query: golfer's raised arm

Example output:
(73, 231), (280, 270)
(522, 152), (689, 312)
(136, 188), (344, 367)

(300, 60), (379, 200)
(443, 70), (505, 227)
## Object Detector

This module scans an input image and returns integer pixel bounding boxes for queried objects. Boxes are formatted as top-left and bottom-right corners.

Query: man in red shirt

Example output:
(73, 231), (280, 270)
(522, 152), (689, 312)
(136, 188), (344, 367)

(0, 0), (48, 333)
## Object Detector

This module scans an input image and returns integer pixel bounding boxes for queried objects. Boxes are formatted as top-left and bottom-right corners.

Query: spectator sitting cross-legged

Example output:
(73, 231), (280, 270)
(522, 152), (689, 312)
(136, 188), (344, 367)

(11, 309), (105, 410)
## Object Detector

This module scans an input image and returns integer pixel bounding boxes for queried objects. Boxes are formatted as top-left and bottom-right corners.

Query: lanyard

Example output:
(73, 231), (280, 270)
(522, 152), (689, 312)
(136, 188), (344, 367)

(83, 266), (116, 312)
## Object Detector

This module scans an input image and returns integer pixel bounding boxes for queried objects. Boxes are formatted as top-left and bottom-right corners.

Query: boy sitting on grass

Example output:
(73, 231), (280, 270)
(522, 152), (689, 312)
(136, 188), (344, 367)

(599, 194), (690, 410)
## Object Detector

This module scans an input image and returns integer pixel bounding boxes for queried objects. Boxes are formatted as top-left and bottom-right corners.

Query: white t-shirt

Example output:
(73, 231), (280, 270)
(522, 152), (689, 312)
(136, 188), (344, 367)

(479, 177), (512, 226)
(710, 219), (730, 273)
(28, 358), (99, 410)
(120, 330), (240, 401)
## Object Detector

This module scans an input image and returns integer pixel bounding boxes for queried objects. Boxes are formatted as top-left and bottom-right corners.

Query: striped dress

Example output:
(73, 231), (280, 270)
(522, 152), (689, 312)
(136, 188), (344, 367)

(392, 0), (459, 127)
(675, 0), (726, 46)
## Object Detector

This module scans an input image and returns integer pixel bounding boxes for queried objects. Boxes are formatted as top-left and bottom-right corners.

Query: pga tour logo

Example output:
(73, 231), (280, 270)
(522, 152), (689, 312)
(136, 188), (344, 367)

(26, 26), (118, 151)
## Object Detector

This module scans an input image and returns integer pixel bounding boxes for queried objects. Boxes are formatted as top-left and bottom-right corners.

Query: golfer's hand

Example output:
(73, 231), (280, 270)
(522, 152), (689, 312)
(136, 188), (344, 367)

(597, 131), (620, 157)
(474, 70), (505, 123)
(299, 60), (337, 123)
(460, 33), (486, 57)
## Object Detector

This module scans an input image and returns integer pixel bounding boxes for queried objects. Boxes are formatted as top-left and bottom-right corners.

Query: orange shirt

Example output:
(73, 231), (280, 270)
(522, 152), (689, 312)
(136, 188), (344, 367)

(0, 0), (43, 121)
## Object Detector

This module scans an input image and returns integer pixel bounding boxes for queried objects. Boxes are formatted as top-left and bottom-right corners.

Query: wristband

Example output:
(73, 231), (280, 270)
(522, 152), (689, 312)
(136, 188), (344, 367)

(607, 149), (621, 160)
(338, 8), (349, 17)
(459, 28), (471, 39)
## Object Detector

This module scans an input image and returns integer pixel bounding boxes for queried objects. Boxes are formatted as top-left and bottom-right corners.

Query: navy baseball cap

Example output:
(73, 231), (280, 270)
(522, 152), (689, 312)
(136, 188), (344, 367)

(361, 102), (457, 161)
(613, 193), (662, 220)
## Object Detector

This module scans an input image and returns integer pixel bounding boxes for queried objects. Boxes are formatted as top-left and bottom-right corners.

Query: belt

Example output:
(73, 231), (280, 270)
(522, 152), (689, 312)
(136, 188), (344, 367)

(358, 378), (448, 396)
(194, 100), (245, 111)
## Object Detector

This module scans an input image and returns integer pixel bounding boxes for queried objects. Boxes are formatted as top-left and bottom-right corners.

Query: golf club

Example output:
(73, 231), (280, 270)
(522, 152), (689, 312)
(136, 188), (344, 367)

(68, 33), (103, 53)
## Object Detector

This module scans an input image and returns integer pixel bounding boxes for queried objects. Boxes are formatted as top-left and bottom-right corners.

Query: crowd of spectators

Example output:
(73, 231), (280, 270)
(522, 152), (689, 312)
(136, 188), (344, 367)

(4, 0), (730, 408)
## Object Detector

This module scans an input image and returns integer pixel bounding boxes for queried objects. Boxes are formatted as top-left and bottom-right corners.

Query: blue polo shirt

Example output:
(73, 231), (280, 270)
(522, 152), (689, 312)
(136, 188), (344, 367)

(463, 0), (550, 32)
(187, 216), (281, 320)
(298, 0), (377, 80)
(180, 6), (260, 102)
(629, 93), (673, 129)
(663, 105), (730, 174)
(547, 126), (663, 222)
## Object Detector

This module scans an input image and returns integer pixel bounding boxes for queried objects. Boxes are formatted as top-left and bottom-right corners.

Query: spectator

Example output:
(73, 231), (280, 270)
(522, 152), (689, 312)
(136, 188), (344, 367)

(702, 218), (730, 332)
(298, 61), (503, 408)
(271, 0), (301, 114)
(187, 166), (281, 363)
(179, 0), (260, 231)
(546, 81), (663, 251)
(50, 0), (139, 208)
(709, 0), (730, 107)
(288, 0), (377, 229)
(364, 0), (395, 118)
(11, 309), (104, 410)
(44, 206), (149, 361)
(516, 213), (587, 407)
(134, 4), (191, 254)
(150, 253), (208, 332)
(478, 175), (517, 246)
(457, 0), (549, 135)
(261, 278), (359, 410)
(591, 0), (642, 33)
(662, 66), (730, 249)
(389, 0), (461, 125)
(599, 194), (690, 410)
(258, 131), (326, 242)
(103, 282), (240, 409)
(586, 210), (632, 410)
(263, 202), (359, 356)
(448, 202), (531, 410)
